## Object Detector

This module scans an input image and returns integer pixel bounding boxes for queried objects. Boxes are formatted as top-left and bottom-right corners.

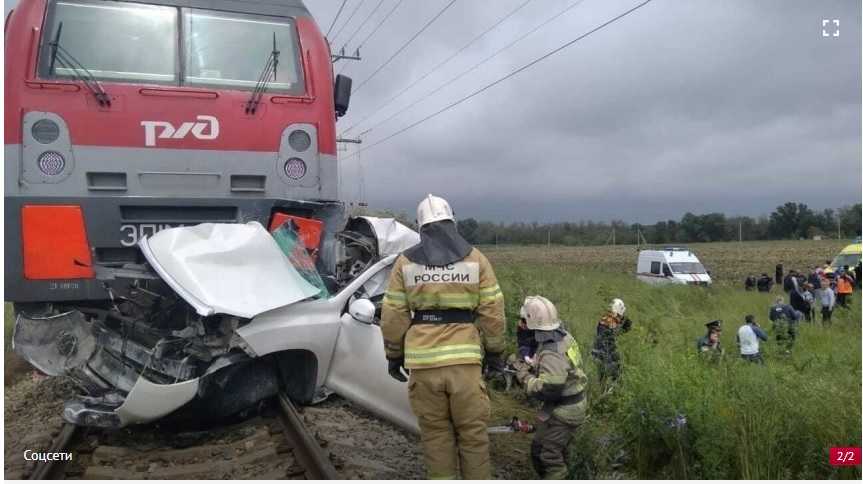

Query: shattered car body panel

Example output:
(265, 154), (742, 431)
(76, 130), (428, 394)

(115, 377), (200, 426)
(140, 222), (321, 318)
(13, 218), (419, 432)
(350, 216), (420, 257)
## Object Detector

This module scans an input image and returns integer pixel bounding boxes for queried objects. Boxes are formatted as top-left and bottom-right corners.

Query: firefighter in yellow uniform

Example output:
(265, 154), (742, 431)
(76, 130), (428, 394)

(514, 296), (588, 480)
(381, 194), (505, 480)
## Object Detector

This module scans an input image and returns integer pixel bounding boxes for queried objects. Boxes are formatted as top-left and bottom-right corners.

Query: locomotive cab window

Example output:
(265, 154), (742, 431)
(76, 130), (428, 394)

(183, 9), (304, 94)
(38, 0), (177, 83)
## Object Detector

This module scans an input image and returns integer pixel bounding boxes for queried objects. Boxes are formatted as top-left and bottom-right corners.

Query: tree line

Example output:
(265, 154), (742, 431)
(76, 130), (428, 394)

(363, 202), (861, 246)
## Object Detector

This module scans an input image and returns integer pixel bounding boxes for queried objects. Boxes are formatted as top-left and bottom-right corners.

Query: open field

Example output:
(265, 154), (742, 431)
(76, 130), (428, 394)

(486, 239), (861, 479)
(482, 239), (849, 286)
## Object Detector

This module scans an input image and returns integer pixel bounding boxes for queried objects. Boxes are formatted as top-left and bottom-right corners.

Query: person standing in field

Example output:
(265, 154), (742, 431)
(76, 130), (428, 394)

(591, 298), (632, 388)
(769, 296), (801, 354)
(801, 283), (815, 322)
(783, 269), (799, 293)
(696, 320), (724, 362)
(789, 277), (810, 321)
(835, 268), (855, 308)
(820, 282), (836, 325)
(513, 296), (588, 480)
(380, 194), (505, 480)
(737, 315), (768, 364)
(808, 268), (823, 312)
(757, 273), (773, 292)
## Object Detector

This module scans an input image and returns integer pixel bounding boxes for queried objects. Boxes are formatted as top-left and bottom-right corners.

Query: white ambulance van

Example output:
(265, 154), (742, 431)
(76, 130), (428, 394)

(636, 247), (712, 286)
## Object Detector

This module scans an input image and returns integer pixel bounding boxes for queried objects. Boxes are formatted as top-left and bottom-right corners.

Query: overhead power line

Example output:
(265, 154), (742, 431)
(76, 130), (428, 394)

(337, 0), (387, 76)
(340, 0), (386, 50)
(357, 0), (403, 50)
(339, 0), (654, 162)
(339, 0), (403, 76)
(342, 0), (585, 136)
(331, 0), (367, 44)
(341, 0), (533, 135)
(351, 0), (459, 96)
(326, 0), (349, 38)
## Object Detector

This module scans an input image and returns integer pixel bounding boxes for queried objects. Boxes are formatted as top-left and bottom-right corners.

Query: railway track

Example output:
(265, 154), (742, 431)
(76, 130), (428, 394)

(22, 393), (339, 480)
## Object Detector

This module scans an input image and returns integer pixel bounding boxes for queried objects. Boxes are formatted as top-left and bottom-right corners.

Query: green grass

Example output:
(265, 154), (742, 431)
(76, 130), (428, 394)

(489, 252), (861, 479)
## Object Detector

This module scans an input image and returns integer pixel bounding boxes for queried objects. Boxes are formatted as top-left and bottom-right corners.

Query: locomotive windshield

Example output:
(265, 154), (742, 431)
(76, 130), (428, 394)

(39, 0), (304, 93)
(184, 9), (303, 93)
(39, 0), (177, 83)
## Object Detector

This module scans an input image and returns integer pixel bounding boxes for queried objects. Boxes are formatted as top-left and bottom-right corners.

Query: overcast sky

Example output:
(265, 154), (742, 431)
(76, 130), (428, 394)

(5, 0), (861, 223)
(311, 0), (861, 223)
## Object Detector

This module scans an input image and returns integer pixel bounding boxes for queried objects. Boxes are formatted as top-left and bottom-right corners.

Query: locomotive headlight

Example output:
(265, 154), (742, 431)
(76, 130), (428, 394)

(288, 129), (311, 152)
(284, 158), (307, 180)
(32, 119), (60, 144)
(37, 151), (66, 176)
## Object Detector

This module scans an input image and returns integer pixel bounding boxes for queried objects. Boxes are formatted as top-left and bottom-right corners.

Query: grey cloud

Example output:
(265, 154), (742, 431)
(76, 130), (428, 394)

(312, 0), (860, 222)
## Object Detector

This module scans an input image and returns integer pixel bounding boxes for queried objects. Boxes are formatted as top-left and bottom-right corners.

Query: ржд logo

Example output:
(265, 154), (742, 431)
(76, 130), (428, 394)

(140, 115), (219, 147)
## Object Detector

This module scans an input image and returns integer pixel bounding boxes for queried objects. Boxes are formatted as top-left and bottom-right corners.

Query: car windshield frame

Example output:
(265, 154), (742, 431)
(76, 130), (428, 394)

(37, 0), (306, 95)
(669, 262), (707, 274)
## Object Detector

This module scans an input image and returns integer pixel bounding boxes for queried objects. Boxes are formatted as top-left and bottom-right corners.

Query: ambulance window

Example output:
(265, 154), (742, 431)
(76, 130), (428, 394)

(650, 261), (661, 275)
(662, 263), (673, 277)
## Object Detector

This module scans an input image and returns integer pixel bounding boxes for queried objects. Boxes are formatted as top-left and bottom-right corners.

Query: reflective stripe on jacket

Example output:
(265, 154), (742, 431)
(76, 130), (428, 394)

(380, 248), (505, 369)
(523, 332), (588, 425)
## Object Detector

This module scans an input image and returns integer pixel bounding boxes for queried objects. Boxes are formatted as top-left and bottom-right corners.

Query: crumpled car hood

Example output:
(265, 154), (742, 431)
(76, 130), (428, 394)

(139, 222), (321, 318)
(353, 216), (420, 256)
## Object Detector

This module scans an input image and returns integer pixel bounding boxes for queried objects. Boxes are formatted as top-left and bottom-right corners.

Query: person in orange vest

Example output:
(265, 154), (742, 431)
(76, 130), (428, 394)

(835, 268), (855, 308)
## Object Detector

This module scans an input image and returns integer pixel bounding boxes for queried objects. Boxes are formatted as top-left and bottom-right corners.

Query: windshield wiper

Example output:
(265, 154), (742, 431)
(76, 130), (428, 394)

(245, 32), (279, 115)
(48, 22), (112, 107)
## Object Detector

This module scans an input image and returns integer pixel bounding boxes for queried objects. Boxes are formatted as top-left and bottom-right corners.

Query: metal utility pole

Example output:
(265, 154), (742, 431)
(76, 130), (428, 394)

(331, 46), (362, 63)
(738, 220), (742, 242)
(612, 227), (616, 246)
(838, 217), (842, 240)
(547, 229), (551, 247)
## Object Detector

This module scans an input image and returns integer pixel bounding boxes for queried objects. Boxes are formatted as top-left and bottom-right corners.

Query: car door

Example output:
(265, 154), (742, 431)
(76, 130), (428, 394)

(323, 258), (419, 434)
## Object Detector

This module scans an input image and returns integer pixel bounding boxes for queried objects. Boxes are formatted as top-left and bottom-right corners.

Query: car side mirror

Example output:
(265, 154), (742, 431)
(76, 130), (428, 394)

(334, 74), (352, 118)
(348, 298), (375, 324)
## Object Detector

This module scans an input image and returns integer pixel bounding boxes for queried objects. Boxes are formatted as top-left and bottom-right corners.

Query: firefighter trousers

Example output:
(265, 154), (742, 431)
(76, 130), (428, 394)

(407, 364), (491, 479)
(531, 414), (576, 480)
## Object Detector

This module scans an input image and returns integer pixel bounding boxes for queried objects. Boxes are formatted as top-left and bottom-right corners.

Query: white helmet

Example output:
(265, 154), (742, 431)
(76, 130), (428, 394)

(519, 296), (561, 331)
(417, 194), (455, 227)
(610, 298), (626, 317)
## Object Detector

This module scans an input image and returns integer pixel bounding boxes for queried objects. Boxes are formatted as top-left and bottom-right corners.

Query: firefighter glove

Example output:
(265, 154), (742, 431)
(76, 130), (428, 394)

(387, 358), (409, 382)
(621, 317), (633, 331)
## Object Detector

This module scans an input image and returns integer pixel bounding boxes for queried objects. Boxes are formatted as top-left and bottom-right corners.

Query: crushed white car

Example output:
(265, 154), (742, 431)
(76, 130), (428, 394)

(14, 217), (420, 432)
